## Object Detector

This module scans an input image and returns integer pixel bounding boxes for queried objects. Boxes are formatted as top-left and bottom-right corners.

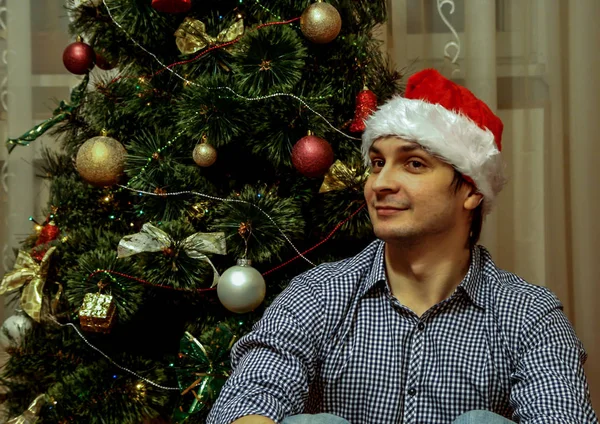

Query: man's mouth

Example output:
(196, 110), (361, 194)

(374, 206), (409, 215)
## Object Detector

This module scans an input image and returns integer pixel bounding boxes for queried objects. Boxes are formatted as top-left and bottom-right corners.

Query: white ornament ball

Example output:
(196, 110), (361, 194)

(0, 314), (33, 350)
(217, 259), (266, 314)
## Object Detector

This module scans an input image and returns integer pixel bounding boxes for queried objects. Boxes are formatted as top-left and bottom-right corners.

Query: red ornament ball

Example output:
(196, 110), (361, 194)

(350, 88), (378, 133)
(31, 221), (60, 262)
(35, 222), (60, 247)
(291, 134), (334, 178)
(63, 41), (95, 75)
(95, 52), (114, 71)
(151, 0), (192, 13)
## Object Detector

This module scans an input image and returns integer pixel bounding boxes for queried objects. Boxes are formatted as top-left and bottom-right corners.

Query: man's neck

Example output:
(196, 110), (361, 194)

(384, 235), (472, 317)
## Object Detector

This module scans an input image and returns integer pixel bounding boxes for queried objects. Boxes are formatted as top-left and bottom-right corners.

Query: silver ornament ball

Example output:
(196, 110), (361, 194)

(217, 259), (266, 314)
(0, 313), (33, 350)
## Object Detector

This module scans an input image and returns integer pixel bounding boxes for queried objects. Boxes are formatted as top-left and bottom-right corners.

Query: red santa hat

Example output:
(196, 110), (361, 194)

(362, 68), (506, 214)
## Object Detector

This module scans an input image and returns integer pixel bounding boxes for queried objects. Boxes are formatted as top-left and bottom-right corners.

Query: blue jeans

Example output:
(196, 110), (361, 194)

(281, 410), (513, 423)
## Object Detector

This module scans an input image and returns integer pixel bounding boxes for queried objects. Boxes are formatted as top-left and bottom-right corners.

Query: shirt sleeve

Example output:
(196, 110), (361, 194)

(206, 274), (324, 424)
(510, 288), (598, 423)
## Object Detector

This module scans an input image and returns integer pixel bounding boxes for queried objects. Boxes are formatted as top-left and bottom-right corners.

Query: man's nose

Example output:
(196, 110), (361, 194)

(369, 166), (400, 193)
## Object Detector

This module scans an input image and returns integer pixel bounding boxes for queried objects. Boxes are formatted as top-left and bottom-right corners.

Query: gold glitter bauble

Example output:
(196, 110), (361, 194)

(300, 1), (342, 44)
(193, 142), (217, 167)
(75, 136), (126, 187)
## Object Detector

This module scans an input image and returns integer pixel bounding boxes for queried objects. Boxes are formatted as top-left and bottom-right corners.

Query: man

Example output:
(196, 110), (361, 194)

(207, 69), (597, 423)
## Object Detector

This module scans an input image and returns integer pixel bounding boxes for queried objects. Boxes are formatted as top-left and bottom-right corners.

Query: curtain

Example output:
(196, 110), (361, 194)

(381, 0), (600, 408)
(0, 0), (598, 411)
(0, 0), (77, 365)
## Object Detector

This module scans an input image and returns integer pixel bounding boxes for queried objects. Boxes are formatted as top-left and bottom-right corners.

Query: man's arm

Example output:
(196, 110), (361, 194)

(509, 289), (598, 423)
(207, 274), (324, 424)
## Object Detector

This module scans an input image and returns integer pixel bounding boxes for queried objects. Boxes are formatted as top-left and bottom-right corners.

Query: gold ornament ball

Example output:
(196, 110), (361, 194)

(300, 1), (342, 44)
(76, 136), (127, 187)
(193, 143), (217, 167)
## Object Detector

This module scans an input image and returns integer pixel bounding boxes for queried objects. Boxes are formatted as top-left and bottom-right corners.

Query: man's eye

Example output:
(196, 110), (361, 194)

(407, 160), (426, 170)
(370, 159), (384, 168)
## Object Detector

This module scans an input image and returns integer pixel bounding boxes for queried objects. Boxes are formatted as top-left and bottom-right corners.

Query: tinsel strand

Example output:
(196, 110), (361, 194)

(118, 185), (317, 266)
(262, 203), (366, 276)
(101, 0), (360, 141)
(51, 319), (180, 391)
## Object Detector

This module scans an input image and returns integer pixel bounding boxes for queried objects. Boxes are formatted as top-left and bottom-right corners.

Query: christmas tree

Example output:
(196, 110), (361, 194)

(0, 0), (400, 422)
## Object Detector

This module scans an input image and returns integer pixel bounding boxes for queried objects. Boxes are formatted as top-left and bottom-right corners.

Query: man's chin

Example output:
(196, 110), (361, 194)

(373, 226), (417, 242)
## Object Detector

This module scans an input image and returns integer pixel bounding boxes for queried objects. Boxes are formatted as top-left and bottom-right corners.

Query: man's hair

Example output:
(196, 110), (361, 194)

(450, 170), (483, 248)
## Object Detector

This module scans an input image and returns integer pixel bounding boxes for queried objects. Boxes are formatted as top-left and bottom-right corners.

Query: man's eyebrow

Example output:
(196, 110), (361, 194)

(368, 142), (424, 156)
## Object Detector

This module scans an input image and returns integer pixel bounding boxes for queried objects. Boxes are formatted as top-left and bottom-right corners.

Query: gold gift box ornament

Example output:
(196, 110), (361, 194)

(78, 292), (116, 334)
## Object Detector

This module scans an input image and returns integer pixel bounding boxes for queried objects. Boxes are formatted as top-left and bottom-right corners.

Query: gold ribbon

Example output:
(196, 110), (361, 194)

(175, 17), (245, 55)
(117, 224), (227, 287)
(7, 394), (46, 424)
(319, 160), (370, 194)
(0, 247), (56, 322)
(51, 281), (63, 316)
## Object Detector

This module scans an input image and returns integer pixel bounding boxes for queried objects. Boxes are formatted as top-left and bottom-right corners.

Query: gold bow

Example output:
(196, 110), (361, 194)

(6, 394), (46, 424)
(319, 160), (370, 194)
(174, 17), (245, 55)
(117, 224), (227, 287)
(0, 247), (56, 322)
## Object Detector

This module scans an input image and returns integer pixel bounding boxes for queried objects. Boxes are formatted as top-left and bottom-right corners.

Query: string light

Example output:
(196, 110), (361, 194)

(54, 200), (364, 393)
(263, 203), (366, 276)
(124, 131), (184, 187)
(118, 185), (316, 266)
(87, 269), (216, 293)
(85, 198), (363, 282)
(28, 216), (42, 226)
(50, 318), (180, 391)
(101, 0), (360, 141)
(251, 0), (293, 25)
(208, 87), (360, 140)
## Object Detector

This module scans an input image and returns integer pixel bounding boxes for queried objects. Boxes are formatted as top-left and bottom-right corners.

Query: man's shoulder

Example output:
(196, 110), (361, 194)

(495, 270), (558, 302)
(479, 248), (563, 312)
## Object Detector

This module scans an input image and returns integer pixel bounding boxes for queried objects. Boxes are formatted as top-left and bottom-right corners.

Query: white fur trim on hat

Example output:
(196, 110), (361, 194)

(362, 96), (506, 215)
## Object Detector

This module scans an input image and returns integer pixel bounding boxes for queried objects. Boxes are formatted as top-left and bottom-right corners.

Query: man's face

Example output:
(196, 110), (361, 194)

(364, 136), (469, 244)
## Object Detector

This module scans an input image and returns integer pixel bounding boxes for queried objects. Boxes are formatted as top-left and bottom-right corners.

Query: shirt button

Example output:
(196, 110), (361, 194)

(408, 387), (417, 396)
(417, 322), (425, 331)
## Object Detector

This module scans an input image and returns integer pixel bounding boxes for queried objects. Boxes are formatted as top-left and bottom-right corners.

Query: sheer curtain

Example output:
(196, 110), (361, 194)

(0, 0), (77, 360)
(0, 0), (598, 411)
(381, 0), (600, 408)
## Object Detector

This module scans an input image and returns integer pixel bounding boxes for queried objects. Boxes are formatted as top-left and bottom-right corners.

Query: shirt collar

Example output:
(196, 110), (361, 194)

(359, 239), (387, 298)
(360, 240), (488, 310)
(456, 246), (487, 309)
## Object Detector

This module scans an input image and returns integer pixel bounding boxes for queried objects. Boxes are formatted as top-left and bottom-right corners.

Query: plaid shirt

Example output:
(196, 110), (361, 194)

(207, 240), (597, 424)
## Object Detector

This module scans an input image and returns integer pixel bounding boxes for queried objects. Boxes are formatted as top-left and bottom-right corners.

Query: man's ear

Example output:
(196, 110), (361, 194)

(464, 189), (484, 211)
